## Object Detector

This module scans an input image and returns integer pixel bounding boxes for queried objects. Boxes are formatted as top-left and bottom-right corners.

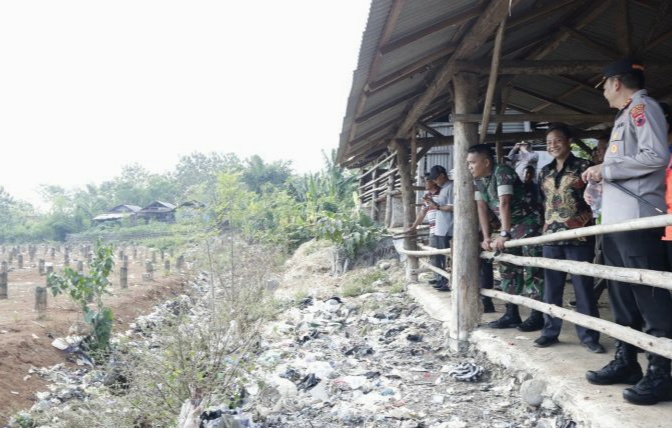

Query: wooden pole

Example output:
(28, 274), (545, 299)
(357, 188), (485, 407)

(0, 272), (7, 299)
(393, 140), (419, 281)
(504, 214), (672, 248)
(120, 265), (128, 289)
(370, 168), (379, 221)
(385, 166), (396, 228)
(35, 286), (47, 319)
(482, 288), (672, 361)
(482, 251), (672, 292)
(450, 71), (481, 353)
(479, 18), (506, 144)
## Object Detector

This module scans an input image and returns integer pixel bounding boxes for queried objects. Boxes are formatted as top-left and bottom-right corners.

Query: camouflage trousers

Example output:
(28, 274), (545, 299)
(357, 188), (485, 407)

(499, 220), (543, 299)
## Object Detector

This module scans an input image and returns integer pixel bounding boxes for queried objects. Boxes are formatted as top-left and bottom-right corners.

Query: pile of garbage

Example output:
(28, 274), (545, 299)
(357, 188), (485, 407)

(9, 263), (576, 428)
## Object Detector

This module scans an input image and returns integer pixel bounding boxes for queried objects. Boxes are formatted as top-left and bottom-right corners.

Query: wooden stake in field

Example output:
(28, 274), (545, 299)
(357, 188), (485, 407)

(77, 260), (84, 273)
(35, 286), (47, 319)
(38, 259), (45, 275)
(17, 254), (23, 269)
(164, 259), (170, 274)
(0, 271), (8, 299)
(120, 265), (128, 289)
(176, 255), (184, 270)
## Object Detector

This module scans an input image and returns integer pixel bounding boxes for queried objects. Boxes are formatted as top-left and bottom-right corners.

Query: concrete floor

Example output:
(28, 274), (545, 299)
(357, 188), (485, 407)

(408, 282), (672, 428)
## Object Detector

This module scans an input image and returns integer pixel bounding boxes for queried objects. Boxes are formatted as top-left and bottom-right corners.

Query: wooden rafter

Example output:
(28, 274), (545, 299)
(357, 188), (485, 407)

(564, 26), (621, 59)
(451, 113), (613, 123)
(530, 85), (584, 113)
(417, 121), (444, 138)
(379, 4), (485, 54)
(615, 0), (631, 55)
(354, 89), (423, 125)
(526, 0), (611, 60)
(394, 0), (521, 140)
(513, 85), (593, 114)
(366, 44), (457, 94)
(505, 0), (581, 32)
(485, 60), (672, 75)
(346, 0), (405, 144)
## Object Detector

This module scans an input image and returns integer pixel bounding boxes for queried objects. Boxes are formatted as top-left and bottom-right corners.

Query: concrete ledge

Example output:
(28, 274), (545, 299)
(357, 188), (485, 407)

(408, 282), (672, 428)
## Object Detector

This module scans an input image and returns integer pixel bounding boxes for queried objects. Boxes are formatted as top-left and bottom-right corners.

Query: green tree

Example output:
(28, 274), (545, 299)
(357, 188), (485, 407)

(241, 155), (292, 194)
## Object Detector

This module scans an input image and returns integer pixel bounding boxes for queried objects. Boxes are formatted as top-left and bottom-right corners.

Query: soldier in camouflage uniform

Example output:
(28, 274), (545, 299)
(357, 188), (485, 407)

(467, 144), (545, 331)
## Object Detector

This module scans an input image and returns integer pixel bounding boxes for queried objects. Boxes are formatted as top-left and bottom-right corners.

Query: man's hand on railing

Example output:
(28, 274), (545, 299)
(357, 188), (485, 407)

(481, 238), (493, 251)
(492, 236), (509, 251)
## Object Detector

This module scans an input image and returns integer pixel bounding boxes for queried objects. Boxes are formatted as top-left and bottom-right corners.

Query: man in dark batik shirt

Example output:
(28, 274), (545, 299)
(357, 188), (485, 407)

(467, 144), (544, 332)
(533, 124), (605, 354)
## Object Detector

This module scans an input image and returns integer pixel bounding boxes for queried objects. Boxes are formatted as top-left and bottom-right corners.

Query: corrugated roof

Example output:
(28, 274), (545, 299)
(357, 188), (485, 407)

(338, 0), (672, 168)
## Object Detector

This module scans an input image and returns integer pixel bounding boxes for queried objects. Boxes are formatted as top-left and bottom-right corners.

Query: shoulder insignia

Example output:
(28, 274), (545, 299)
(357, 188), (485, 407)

(631, 103), (646, 127)
(610, 143), (618, 154)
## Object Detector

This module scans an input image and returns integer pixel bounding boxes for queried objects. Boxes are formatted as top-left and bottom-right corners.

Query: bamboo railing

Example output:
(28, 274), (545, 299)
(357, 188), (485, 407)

(396, 214), (672, 360)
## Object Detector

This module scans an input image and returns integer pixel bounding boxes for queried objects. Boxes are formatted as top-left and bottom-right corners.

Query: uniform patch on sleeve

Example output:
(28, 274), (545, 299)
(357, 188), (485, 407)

(631, 104), (646, 127)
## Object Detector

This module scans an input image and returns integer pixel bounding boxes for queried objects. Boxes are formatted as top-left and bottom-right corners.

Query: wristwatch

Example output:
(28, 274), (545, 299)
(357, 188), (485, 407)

(500, 230), (512, 238)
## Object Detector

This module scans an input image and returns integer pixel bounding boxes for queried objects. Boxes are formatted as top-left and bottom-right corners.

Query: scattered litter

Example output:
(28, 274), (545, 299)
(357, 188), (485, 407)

(447, 362), (485, 382)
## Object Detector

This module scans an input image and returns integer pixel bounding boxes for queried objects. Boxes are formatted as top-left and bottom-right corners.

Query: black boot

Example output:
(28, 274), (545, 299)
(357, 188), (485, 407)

(623, 354), (672, 405)
(586, 341), (643, 385)
(488, 303), (521, 328)
(517, 310), (544, 332)
(482, 297), (495, 314)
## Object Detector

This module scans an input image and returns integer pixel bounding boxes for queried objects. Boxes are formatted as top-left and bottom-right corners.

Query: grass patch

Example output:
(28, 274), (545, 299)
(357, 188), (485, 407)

(341, 269), (387, 297)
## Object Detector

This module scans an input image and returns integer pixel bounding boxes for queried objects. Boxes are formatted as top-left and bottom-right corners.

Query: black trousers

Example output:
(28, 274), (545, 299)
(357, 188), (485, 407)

(431, 234), (450, 287)
(603, 229), (672, 339)
(541, 245), (600, 343)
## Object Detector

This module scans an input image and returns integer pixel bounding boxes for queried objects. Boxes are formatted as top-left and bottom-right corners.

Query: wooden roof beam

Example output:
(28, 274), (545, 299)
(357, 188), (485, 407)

(379, 4), (485, 54)
(615, 0), (632, 55)
(409, 129), (607, 146)
(513, 86), (592, 114)
(366, 44), (458, 94)
(394, 0), (520, 140)
(451, 113), (613, 124)
(527, 0), (611, 60)
(484, 60), (672, 75)
(416, 121), (444, 138)
(347, 0), (405, 144)
(506, 0), (581, 32)
(354, 89), (424, 125)
(639, 0), (672, 54)
(564, 26), (621, 59)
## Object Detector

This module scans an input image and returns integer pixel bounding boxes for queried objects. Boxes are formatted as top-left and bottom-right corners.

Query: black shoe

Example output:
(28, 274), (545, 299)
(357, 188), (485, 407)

(488, 303), (522, 329)
(623, 355), (672, 405)
(482, 297), (495, 313)
(567, 300), (577, 308)
(583, 342), (606, 354)
(586, 341), (642, 385)
(428, 279), (437, 285)
(436, 286), (451, 292)
(432, 282), (445, 289)
(534, 336), (559, 348)
(517, 310), (544, 332)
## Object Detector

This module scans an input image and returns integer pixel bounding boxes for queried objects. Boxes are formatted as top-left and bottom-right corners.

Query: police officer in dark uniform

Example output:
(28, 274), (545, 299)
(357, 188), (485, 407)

(583, 58), (672, 405)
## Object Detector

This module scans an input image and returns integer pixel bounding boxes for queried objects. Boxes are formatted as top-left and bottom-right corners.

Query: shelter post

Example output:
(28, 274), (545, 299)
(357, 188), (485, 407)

(449, 71), (481, 353)
(385, 170), (395, 228)
(370, 168), (379, 221)
(393, 141), (419, 281)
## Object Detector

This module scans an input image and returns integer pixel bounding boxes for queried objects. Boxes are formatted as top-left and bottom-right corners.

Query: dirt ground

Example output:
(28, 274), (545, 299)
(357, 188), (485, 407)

(0, 254), (186, 421)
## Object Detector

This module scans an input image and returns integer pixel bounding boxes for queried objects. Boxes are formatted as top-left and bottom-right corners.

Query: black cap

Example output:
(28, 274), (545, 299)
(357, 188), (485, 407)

(595, 57), (645, 88)
(428, 165), (447, 180)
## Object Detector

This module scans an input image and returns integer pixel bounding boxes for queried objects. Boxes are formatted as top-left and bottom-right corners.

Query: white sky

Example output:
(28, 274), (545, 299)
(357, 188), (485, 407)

(0, 1), (370, 207)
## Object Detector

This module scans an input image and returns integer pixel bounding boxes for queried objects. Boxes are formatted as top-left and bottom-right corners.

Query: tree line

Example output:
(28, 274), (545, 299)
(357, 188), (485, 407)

(0, 150), (379, 254)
